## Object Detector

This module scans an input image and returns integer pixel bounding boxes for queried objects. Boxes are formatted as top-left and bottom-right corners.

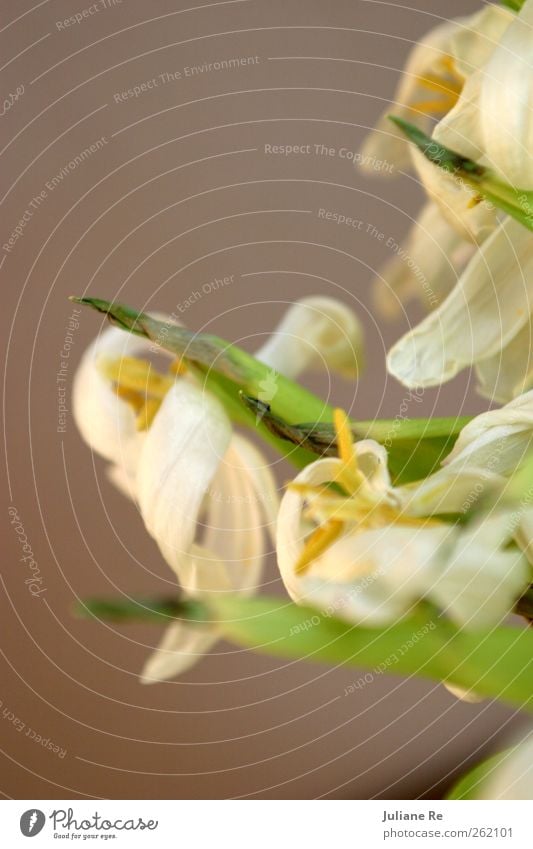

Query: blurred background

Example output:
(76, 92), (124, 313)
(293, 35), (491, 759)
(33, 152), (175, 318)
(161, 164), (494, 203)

(2, 0), (528, 800)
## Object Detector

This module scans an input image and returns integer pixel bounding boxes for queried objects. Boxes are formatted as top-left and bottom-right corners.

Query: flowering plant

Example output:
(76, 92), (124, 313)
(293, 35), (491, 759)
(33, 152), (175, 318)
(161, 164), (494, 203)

(72, 0), (533, 798)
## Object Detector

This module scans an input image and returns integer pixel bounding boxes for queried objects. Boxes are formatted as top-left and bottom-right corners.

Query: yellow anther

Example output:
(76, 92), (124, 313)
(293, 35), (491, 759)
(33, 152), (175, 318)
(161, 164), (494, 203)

(136, 397), (162, 431)
(467, 194), (483, 209)
(98, 354), (185, 431)
(294, 519), (344, 575)
(169, 357), (187, 375)
(411, 56), (463, 117)
(333, 408), (365, 495)
(333, 408), (355, 467)
(98, 356), (174, 398)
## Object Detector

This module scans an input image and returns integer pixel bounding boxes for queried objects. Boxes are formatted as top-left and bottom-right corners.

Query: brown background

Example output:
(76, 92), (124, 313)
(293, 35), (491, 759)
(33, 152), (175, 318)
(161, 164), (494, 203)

(1, 0), (528, 800)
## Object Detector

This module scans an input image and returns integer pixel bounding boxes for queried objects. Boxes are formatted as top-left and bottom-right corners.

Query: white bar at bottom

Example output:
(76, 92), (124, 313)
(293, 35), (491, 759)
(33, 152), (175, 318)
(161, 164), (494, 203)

(2, 799), (530, 848)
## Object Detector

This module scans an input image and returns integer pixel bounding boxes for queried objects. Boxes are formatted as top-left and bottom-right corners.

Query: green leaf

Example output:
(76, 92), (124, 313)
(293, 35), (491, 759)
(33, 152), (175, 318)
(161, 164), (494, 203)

(208, 595), (533, 713)
(446, 750), (512, 800)
(73, 297), (470, 478)
(73, 595), (206, 624)
(500, 0), (525, 11)
(389, 117), (533, 232)
(241, 396), (470, 484)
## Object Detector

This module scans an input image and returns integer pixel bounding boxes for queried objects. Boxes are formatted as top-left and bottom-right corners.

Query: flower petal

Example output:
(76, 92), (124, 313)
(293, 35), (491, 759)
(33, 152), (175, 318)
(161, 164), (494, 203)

(254, 296), (363, 379)
(443, 389), (533, 476)
(73, 325), (153, 467)
(359, 19), (460, 173)
(427, 514), (529, 629)
(475, 321), (533, 403)
(387, 217), (533, 388)
(140, 620), (218, 684)
(437, 0), (533, 188)
(451, 3), (513, 78)
(373, 202), (475, 319)
(411, 147), (497, 240)
(136, 380), (232, 579)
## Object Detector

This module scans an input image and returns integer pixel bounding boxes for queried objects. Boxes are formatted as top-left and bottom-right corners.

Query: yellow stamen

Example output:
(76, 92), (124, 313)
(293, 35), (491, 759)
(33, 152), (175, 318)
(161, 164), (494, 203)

(333, 408), (354, 466)
(332, 408), (365, 495)
(98, 355), (180, 432)
(294, 519), (344, 575)
(169, 357), (187, 375)
(136, 397), (162, 431)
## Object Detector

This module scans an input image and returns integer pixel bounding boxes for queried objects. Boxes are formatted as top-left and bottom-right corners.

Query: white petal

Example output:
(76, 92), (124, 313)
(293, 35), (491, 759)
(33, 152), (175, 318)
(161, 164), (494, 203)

(254, 296), (363, 379)
(403, 465), (504, 516)
(106, 461), (141, 501)
(140, 620), (218, 684)
(481, 0), (533, 188)
(276, 456), (345, 603)
(387, 217), (533, 388)
(165, 435), (277, 597)
(136, 381), (232, 579)
(427, 514), (529, 628)
(73, 325), (153, 466)
(443, 389), (533, 475)
(451, 4), (513, 78)
(411, 147), (497, 240)
(303, 524), (447, 625)
(373, 202), (475, 319)
(437, 1), (533, 188)
(228, 433), (280, 533)
(475, 321), (533, 403)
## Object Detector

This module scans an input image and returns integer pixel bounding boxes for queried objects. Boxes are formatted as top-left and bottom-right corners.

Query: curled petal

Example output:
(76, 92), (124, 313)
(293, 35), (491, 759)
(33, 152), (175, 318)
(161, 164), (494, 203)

(387, 218), (533, 388)
(140, 620), (218, 684)
(72, 325), (153, 468)
(136, 380), (232, 579)
(373, 202), (475, 319)
(443, 389), (533, 475)
(255, 296), (363, 379)
(450, 4), (513, 77)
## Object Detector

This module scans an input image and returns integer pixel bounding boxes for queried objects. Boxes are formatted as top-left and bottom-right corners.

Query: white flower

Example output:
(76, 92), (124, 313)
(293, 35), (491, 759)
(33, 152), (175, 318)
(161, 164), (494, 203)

(434, 0), (533, 189)
(254, 296), (363, 378)
(276, 411), (528, 631)
(359, 4), (513, 174)
(387, 216), (533, 400)
(373, 201), (476, 319)
(73, 298), (363, 681)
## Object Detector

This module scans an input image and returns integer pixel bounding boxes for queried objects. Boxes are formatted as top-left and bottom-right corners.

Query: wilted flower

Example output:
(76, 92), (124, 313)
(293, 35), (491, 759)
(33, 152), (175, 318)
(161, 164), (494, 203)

(276, 410), (529, 631)
(73, 298), (363, 681)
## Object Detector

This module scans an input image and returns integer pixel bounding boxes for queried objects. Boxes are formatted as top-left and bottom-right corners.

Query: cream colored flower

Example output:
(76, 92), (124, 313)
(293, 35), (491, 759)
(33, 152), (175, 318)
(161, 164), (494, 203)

(73, 298), (363, 681)
(359, 4), (513, 174)
(276, 411), (528, 631)
(434, 0), (533, 189)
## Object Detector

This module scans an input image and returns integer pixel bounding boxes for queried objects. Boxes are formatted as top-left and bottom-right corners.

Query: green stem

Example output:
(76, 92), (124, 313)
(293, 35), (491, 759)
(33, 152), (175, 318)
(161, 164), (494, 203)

(389, 117), (533, 232)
